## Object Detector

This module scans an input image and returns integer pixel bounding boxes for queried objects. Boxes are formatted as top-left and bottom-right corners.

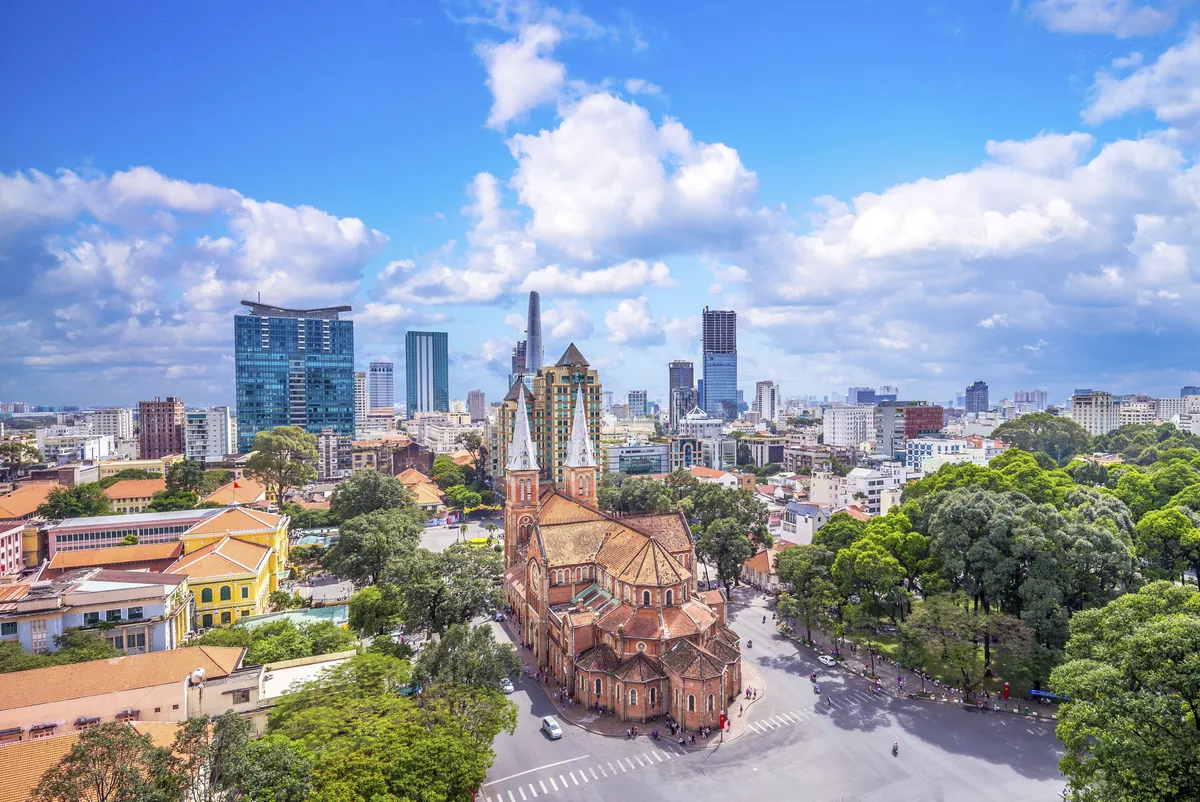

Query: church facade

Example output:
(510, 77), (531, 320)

(503, 386), (742, 732)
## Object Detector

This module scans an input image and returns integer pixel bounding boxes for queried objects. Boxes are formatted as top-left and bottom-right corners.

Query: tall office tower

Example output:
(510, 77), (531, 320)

(496, 344), (601, 487)
(526, 291), (544, 373)
(701, 307), (738, 420)
(1182, 386), (1200, 397)
(511, 340), (527, 376)
(602, 391), (614, 412)
(753, 381), (781, 423)
(965, 381), (989, 414)
(669, 387), (699, 430)
(368, 361), (395, 411)
(91, 408), (134, 441)
(354, 371), (368, 435)
(234, 300), (356, 453)
(876, 386), (899, 402)
(627, 390), (648, 418)
(669, 360), (695, 393)
(405, 331), (450, 416)
(1013, 389), (1048, 411)
(467, 389), (486, 422)
(185, 407), (234, 463)
(137, 396), (185, 459)
(848, 386), (872, 404)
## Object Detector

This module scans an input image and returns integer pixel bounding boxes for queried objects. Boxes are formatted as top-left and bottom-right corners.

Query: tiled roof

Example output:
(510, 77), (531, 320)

(0, 584), (30, 603)
(448, 450), (475, 466)
(596, 602), (636, 635)
(554, 343), (589, 367)
(167, 536), (270, 579)
(538, 493), (606, 526)
(705, 637), (740, 665)
(622, 608), (665, 640)
(711, 621), (740, 648)
(503, 377), (536, 403)
(613, 653), (664, 682)
(660, 639), (725, 680)
(597, 529), (690, 586)
(699, 588), (726, 607)
(408, 482), (444, 507)
(619, 511), (692, 554)
(689, 467), (727, 479)
(575, 643), (618, 672)
(46, 542), (183, 572)
(660, 606), (700, 638)
(201, 477), (267, 505)
(845, 505), (871, 521)
(103, 478), (166, 500)
(0, 483), (59, 519)
(0, 646), (244, 710)
(184, 507), (281, 536)
(396, 468), (430, 486)
(743, 540), (798, 575)
(538, 521), (609, 566)
(0, 722), (179, 802)
(88, 569), (186, 586)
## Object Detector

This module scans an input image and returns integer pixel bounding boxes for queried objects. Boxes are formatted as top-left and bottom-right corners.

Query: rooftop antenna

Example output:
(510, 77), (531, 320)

(258, 291), (261, 303)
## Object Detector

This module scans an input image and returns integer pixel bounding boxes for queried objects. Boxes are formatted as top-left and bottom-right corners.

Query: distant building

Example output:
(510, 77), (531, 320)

(627, 390), (648, 418)
(823, 405), (875, 447)
(354, 371), (368, 435)
(91, 408), (134, 442)
(138, 397), (185, 460)
(669, 360), (695, 393)
(677, 407), (724, 441)
(669, 386), (699, 431)
(905, 438), (964, 473)
(405, 331), (449, 416)
(1013, 389), (1048, 412)
(467, 390), (486, 422)
(185, 407), (234, 463)
(234, 300), (355, 453)
(103, 478), (167, 514)
(875, 401), (944, 462)
(965, 381), (989, 414)
(512, 340), (527, 377)
(1069, 391), (1117, 435)
(316, 427), (351, 481)
(702, 307), (738, 420)
(368, 361), (395, 411)
(1182, 385), (1200, 398)
(743, 435), (786, 467)
(525, 291), (544, 373)
(603, 441), (670, 475)
(753, 381), (781, 423)
(669, 435), (700, 471)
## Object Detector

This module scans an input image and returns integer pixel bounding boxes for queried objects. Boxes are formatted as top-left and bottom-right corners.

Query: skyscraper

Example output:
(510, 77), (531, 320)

(354, 371), (368, 434)
(368, 361), (394, 411)
(628, 390), (648, 418)
(702, 308), (737, 420)
(234, 301), (355, 452)
(138, 396), (185, 459)
(965, 381), (989, 414)
(669, 360), (694, 393)
(185, 407), (234, 463)
(526, 291), (543, 373)
(405, 331), (449, 416)
(467, 389), (486, 422)
(1182, 386), (1200, 397)
(511, 340), (527, 376)
(754, 381), (781, 423)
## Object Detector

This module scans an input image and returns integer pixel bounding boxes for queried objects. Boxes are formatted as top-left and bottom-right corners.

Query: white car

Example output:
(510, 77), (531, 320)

(541, 715), (563, 740)
(818, 655), (838, 667)
(501, 677), (515, 694)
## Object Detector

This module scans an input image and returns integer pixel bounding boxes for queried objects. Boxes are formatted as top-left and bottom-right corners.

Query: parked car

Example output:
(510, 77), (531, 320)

(541, 715), (563, 740)
(501, 677), (515, 694)
(818, 655), (838, 667)
(493, 611), (506, 622)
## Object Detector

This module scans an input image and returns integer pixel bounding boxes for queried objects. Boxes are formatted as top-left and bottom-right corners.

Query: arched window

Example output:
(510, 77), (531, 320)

(220, 586), (231, 601)
(649, 687), (656, 706)
(708, 694), (715, 711)
(575, 567), (582, 582)
(201, 588), (213, 603)
(629, 689), (638, 706)
(688, 695), (696, 712)
(642, 590), (651, 607)
(665, 589), (673, 606)
(595, 678), (602, 697)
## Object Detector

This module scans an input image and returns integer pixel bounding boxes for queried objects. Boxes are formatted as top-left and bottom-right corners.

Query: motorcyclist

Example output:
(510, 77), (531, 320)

(762, 615), (766, 624)
(747, 639), (752, 648)
(892, 741), (899, 756)
(810, 672), (816, 682)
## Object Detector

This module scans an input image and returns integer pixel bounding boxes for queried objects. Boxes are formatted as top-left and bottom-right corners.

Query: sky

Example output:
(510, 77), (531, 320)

(2, 0), (1200, 410)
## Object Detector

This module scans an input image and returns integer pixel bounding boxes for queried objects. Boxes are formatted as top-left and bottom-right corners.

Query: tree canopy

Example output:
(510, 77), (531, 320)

(323, 507), (424, 587)
(328, 469), (415, 521)
(190, 619), (356, 667)
(0, 441), (43, 478)
(165, 459), (205, 494)
(243, 426), (318, 508)
(990, 412), (1093, 465)
(36, 483), (112, 519)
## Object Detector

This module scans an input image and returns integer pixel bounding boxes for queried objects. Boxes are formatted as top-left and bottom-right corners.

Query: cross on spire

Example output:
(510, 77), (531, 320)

(506, 389), (539, 472)
(565, 387), (596, 468)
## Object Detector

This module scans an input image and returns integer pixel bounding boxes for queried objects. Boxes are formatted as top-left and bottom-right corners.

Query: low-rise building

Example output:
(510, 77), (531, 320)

(741, 540), (797, 592)
(904, 438), (965, 474)
(603, 441), (670, 475)
(780, 502), (829, 544)
(42, 542), (183, 578)
(0, 568), (192, 656)
(0, 483), (60, 525)
(201, 477), (267, 507)
(167, 537), (271, 629)
(677, 407), (724, 441)
(1, 523), (22, 578)
(743, 435), (786, 468)
(96, 456), (183, 479)
(396, 468), (446, 514)
(669, 436), (700, 471)
(103, 478), (166, 514)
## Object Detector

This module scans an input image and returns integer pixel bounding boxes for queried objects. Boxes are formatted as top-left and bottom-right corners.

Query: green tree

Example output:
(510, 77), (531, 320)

(811, 512), (867, 556)
(431, 455), (467, 491)
(412, 622), (521, 688)
(1134, 507), (1193, 582)
(0, 441), (42, 478)
(348, 584), (406, 637)
(1066, 459), (1113, 488)
(268, 589), (305, 610)
(172, 710), (312, 802)
(457, 430), (487, 481)
(282, 502), (338, 530)
(36, 483), (112, 519)
(686, 483), (770, 548)
(596, 474), (674, 513)
(120, 534), (139, 546)
(832, 537), (905, 618)
(31, 721), (180, 802)
(165, 459), (205, 494)
(200, 469), (233, 496)
(695, 516), (754, 596)
(98, 468), (155, 489)
(396, 544), (505, 636)
(902, 462), (1013, 504)
(906, 593), (1032, 692)
(1114, 470), (1158, 521)
(1050, 581), (1200, 802)
(323, 507), (424, 587)
(328, 469), (415, 521)
(991, 413), (1093, 464)
(144, 490), (199, 513)
(445, 484), (483, 512)
(191, 619), (356, 668)
(864, 510), (928, 594)
(243, 426), (318, 509)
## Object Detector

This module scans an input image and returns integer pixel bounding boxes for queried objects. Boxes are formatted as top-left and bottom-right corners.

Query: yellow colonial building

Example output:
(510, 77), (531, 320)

(167, 537), (272, 629)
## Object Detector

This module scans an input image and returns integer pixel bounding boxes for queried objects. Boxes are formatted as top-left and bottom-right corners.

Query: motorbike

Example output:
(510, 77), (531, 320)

(809, 672), (817, 682)
(814, 683), (821, 694)
(747, 639), (753, 649)
(892, 742), (898, 757)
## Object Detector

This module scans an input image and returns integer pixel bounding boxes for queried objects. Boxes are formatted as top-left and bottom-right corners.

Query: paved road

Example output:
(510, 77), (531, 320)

(422, 517), (504, 553)
(483, 594), (1066, 802)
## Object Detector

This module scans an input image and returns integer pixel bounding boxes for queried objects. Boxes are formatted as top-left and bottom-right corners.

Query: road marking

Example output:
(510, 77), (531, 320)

(651, 751), (663, 763)
(626, 758), (637, 771)
(508, 791), (516, 802)
(519, 787), (527, 800)
(559, 775), (567, 788)
(618, 761), (626, 773)
(569, 772), (579, 786)
(579, 769), (588, 783)
(549, 778), (558, 792)
(773, 716), (788, 726)
(635, 755), (645, 767)
(746, 722), (760, 733)
(607, 762), (615, 774)
(589, 767), (598, 780)
(539, 781), (548, 794)
(662, 749), (672, 758)
(485, 756), (590, 786)
(529, 784), (538, 797)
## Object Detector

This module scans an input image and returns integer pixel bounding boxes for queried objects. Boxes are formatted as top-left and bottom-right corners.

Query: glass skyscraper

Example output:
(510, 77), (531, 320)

(234, 300), (355, 453)
(702, 307), (738, 420)
(405, 331), (449, 416)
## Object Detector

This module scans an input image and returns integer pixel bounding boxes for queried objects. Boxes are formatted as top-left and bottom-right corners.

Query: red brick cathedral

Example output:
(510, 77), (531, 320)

(503, 388), (742, 731)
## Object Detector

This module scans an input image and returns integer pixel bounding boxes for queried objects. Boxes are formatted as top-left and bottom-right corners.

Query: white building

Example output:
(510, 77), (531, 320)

(36, 425), (113, 464)
(316, 427), (351, 481)
(810, 463), (908, 516)
(905, 438), (965, 474)
(1119, 401), (1156, 427)
(627, 390), (648, 418)
(1069, 391), (1117, 435)
(779, 501), (829, 544)
(417, 416), (482, 454)
(603, 441), (670, 475)
(354, 371), (368, 436)
(185, 407), (234, 463)
(754, 381), (781, 423)
(920, 438), (1009, 475)
(822, 405), (875, 447)
(90, 408), (134, 442)
(678, 407), (724, 441)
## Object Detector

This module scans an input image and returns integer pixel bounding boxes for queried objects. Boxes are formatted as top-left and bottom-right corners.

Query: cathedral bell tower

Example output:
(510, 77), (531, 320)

(504, 390), (540, 569)
(563, 387), (598, 503)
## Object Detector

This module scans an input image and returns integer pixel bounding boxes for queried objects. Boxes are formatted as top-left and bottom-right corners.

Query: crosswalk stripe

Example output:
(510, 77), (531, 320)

(559, 775), (567, 788)
(618, 761), (627, 773)
(773, 716), (788, 726)
(746, 722), (760, 733)
(519, 787), (527, 800)
(539, 781), (548, 794)
(569, 772), (578, 786)
(607, 763), (615, 774)
(628, 758), (639, 770)
(549, 777), (558, 792)
(635, 755), (645, 767)
(589, 768), (598, 780)
(530, 783), (538, 797)
(662, 749), (672, 758)
(651, 751), (663, 763)
(508, 790), (516, 802)
(579, 770), (588, 784)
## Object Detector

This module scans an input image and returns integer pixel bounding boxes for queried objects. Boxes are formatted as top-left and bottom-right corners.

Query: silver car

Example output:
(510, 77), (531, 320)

(541, 715), (563, 740)
(501, 677), (515, 694)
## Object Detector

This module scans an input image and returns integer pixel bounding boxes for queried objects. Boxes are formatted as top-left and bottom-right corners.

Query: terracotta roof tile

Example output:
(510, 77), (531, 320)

(742, 540), (798, 575)
(201, 477), (267, 506)
(167, 536), (270, 579)
(706, 637), (740, 665)
(699, 588), (726, 607)
(395, 468), (430, 486)
(613, 653), (664, 682)
(538, 521), (609, 566)
(689, 466), (727, 479)
(660, 606), (700, 638)
(537, 493), (606, 526)
(596, 602), (636, 635)
(575, 643), (618, 672)
(622, 609), (664, 640)
(0, 483), (59, 519)
(184, 507), (281, 536)
(619, 511), (692, 554)
(660, 639), (725, 680)
(0, 646), (244, 710)
(103, 478), (166, 500)
(845, 505), (871, 521)
(46, 542), (183, 572)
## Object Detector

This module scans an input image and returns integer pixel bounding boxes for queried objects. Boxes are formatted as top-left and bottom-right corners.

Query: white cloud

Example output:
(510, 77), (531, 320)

(1029, 0), (1172, 38)
(624, 78), (661, 96)
(977, 313), (1011, 328)
(479, 23), (566, 129)
(519, 259), (675, 295)
(542, 298), (594, 339)
(1083, 27), (1200, 126)
(605, 297), (665, 345)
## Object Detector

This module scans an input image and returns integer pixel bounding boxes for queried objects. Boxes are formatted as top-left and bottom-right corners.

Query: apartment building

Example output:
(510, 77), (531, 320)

(185, 407), (235, 463)
(138, 397), (186, 460)
(1069, 391), (1117, 435)
(823, 405), (875, 447)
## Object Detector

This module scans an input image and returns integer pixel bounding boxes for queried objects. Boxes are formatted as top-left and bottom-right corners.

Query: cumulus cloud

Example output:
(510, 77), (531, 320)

(479, 23), (567, 129)
(1028, 0), (1173, 38)
(605, 297), (665, 346)
(519, 259), (675, 295)
(1083, 27), (1200, 127)
(541, 298), (594, 339)
(624, 78), (661, 96)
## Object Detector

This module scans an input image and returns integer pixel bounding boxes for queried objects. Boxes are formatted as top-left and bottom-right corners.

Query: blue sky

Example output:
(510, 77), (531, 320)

(2, 0), (1199, 410)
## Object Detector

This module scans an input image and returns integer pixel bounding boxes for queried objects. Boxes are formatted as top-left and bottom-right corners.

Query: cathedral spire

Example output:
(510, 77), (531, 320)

(565, 387), (596, 468)
(506, 390), (540, 472)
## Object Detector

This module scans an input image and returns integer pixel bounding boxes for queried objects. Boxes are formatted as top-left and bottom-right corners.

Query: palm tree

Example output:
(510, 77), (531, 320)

(460, 522), (469, 542)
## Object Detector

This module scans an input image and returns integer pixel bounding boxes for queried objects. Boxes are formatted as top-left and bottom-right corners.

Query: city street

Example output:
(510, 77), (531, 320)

(422, 517), (504, 553)
(483, 592), (1066, 802)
